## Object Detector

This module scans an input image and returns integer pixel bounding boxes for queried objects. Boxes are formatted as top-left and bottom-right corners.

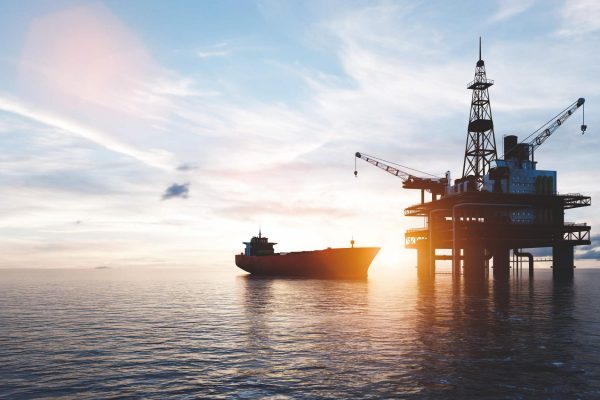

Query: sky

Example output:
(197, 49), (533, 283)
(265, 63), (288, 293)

(0, 0), (599, 269)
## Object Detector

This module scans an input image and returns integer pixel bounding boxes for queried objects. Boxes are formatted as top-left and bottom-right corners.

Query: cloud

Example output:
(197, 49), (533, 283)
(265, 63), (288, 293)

(575, 234), (600, 259)
(10, 3), (183, 170)
(196, 50), (230, 59)
(0, 93), (174, 170)
(162, 183), (190, 200)
(213, 200), (356, 221)
(524, 247), (553, 257)
(176, 163), (197, 171)
(556, 0), (600, 37)
(19, 3), (153, 113)
(194, 42), (231, 59)
(143, 76), (212, 98)
(578, 249), (600, 260)
(489, 0), (536, 22)
(524, 235), (599, 260)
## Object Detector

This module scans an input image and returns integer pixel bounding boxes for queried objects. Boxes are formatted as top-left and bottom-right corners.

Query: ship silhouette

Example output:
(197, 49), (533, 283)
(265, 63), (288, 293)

(235, 230), (379, 278)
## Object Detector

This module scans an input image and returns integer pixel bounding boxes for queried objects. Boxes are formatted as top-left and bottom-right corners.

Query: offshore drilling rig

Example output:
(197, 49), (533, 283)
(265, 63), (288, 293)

(355, 39), (591, 281)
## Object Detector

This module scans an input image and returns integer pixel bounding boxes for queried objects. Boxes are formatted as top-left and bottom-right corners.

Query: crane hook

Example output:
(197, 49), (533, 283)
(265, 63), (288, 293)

(354, 155), (358, 177)
(581, 102), (587, 134)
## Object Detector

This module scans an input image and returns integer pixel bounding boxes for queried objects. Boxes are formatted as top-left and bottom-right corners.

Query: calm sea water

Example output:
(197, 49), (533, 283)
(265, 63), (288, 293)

(1, 266), (600, 399)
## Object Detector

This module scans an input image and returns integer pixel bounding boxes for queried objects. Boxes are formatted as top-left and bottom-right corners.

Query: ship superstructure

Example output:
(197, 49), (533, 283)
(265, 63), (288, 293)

(243, 229), (277, 256)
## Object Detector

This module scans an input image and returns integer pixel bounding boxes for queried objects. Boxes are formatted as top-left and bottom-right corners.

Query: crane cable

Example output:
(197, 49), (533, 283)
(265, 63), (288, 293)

(521, 99), (580, 144)
(581, 102), (587, 134)
(356, 152), (444, 179)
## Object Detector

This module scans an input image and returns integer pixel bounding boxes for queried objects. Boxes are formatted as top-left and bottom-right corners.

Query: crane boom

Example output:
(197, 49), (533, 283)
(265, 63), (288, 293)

(523, 98), (586, 159)
(354, 152), (449, 200)
(355, 152), (412, 181)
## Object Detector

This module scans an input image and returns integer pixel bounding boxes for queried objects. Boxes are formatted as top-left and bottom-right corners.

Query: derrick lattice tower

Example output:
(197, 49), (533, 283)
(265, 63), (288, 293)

(462, 38), (497, 183)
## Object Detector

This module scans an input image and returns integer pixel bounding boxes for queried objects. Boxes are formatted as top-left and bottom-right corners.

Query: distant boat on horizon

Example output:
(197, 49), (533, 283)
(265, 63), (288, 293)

(234, 230), (379, 278)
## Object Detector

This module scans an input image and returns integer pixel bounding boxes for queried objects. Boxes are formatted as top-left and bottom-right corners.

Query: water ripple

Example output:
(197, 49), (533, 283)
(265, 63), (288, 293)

(1, 267), (600, 398)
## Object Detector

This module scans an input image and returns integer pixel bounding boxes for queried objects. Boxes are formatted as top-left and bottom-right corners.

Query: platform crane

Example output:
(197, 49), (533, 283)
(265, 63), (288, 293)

(510, 98), (586, 162)
(354, 152), (449, 204)
(483, 97), (588, 195)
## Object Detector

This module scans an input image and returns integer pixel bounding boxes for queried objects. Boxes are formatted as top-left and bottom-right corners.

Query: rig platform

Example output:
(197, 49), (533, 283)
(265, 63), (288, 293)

(405, 190), (591, 280)
(355, 38), (591, 281)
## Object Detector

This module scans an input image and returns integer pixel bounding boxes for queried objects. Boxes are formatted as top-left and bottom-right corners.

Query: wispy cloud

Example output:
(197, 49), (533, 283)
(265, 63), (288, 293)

(0, 94), (174, 169)
(196, 50), (230, 59)
(556, 0), (600, 37)
(141, 74), (220, 99)
(214, 200), (356, 221)
(489, 0), (536, 22)
(176, 163), (197, 171)
(195, 42), (231, 59)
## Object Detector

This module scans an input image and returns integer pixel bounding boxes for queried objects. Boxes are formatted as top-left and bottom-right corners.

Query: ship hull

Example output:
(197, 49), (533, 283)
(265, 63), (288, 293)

(235, 247), (380, 278)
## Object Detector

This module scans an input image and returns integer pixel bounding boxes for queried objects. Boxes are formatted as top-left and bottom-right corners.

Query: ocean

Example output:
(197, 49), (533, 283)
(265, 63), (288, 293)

(1, 266), (600, 399)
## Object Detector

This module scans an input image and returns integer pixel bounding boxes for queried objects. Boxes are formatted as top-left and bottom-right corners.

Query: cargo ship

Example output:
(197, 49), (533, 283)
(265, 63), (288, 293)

(235, 230), (380, 278)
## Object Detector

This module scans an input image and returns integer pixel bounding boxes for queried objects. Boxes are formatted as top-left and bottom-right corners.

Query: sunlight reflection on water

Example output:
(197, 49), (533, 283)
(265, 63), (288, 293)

(1, 266), (599, 398)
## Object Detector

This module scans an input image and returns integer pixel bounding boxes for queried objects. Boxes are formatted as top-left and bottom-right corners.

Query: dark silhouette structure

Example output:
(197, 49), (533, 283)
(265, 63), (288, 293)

(356, 39), (591, 281)
(237, 231), (379, 278)
(462, 37), (497, 185)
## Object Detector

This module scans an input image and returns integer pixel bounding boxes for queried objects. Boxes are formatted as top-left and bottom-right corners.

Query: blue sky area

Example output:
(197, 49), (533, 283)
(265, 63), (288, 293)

(0, 0), (598, 268)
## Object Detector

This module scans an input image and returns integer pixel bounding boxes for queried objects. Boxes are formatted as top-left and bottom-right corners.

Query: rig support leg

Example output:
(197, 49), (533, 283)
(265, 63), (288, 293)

(493, 248), (510, 281)
(452, 246), (461, 279)
(553, 245), (574, 280)
(463, 245), (485, 281)
(417, 241), (432, 280)
(429, 247), (436, 278)
(514, 249), (534, 278)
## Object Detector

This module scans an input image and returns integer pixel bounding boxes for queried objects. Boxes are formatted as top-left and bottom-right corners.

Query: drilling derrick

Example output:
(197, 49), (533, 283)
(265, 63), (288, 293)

(462, 38), (497, 186)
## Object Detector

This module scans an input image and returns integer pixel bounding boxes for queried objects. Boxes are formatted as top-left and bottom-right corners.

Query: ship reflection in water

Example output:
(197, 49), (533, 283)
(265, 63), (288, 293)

(1, 267), (599, 398)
